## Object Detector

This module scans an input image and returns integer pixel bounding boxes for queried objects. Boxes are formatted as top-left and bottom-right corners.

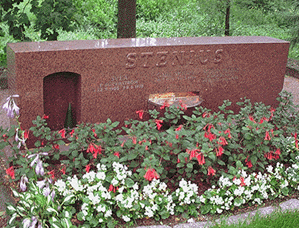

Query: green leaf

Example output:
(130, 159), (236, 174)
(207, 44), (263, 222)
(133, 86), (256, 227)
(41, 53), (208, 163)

(128, 152), (138, 160)
(187, 163), (193, 169)
(77, 211), (84, 221)
(125, 178), (135, 187)
(282, 187), (289, 196)
(0, 141), (8, 150)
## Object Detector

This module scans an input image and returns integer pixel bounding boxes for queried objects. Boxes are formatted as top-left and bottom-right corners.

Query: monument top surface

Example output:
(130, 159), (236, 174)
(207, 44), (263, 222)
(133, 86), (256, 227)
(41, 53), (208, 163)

(8, 36), (289, 53)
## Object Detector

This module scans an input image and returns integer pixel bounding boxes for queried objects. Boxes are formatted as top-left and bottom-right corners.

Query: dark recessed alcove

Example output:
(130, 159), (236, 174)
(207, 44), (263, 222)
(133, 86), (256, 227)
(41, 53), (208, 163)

(43, 72), (81, 130)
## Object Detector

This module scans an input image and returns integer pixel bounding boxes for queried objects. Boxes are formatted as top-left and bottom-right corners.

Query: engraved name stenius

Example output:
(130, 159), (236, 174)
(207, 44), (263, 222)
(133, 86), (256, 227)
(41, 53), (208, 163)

(125, 49), (223, 69)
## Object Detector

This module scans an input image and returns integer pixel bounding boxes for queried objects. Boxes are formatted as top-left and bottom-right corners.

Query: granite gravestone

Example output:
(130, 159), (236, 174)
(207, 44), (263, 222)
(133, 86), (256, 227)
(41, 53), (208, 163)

(7, 36), (289, 134)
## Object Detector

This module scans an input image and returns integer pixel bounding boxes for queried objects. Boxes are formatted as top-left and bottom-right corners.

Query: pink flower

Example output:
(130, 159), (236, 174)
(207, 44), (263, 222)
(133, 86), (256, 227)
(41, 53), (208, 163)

(24, 130), (29, 139)
(6, 166), (15, 179)
(155, 119), (163, 130)
(136, 110), (144, 119)
(144, 168), (159, 181)
(208, 166), (215, 176)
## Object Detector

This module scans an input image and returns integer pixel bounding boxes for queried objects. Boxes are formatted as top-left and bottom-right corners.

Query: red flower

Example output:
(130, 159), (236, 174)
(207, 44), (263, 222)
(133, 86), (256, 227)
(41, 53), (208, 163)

(6, 166), (15, 179)
(48, 170), (55, 179)
(144, 168), (159, 181)
(295, 133), (298, 149)
(42, 114), (49, 119)
(208, 166), (215, 176)
(202, 112), (210, 118)
(114, 152), (120, 158)
(218, 136), (228, 146)
(264, 131), (271, 140)
(275, 148), (281, 155)
(216, 146), (224, 157)
(176, 134), (179, 139)
(121, 141), (125, 147)
(204, 132), (216, 142)
(86, 164), (91, 173)
(53, 144), (59, 150)
(92, 129), (97, 137)
(132, 137), (137, 144)
(136, 110), (144, 119)
(177, 158), (180, 163)
(175, 125), (183, 131)
(24, 130), (29, 139)
(196, 153), (205, 165)
(179, 101), (187, 110)
(240, 177), (246, 186)
(70, 129), (75, 136)
(224, 129), (232, 139)
(249, 115), (256, 123)
(60, 166), (66, 175)
(160, 102), (170, 110)
(87, 143), (102, 159)
(155, 119), (163, 130)
(59, 129), (66, 138)
(145, 146), (149, 150)
(188, 149), (199, 160)
(245, 156), (252, 168)
(108, 184), (118, 193)
(2, 134), (8, 142)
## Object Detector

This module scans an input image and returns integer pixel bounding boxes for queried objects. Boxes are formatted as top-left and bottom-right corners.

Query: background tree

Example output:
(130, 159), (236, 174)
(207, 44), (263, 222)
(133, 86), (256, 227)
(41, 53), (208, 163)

(117, 0), (136, 38)
(289, 1), (299, 48)
(30, 0), (80, 40)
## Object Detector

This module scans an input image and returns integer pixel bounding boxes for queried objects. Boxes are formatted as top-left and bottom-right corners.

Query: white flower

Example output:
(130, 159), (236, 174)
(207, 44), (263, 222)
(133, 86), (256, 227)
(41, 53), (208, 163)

(188, 218), (195, 223)
(68, 176), (84, 191)
(96, 171), (106, 180)
(105, 210), (112, 218)
(122, 215), (131, 222)
(55, 180), (66, 192)
(83, 171), (96, 182)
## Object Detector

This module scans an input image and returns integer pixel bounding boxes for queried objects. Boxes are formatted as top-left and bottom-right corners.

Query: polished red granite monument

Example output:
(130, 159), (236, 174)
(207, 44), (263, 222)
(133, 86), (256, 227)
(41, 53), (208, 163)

(7, 36), (289, 134)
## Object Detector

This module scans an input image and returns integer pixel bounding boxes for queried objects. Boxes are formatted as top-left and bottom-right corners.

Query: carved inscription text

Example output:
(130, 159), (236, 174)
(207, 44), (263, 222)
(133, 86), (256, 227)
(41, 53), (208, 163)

(126, 49), (224, 69)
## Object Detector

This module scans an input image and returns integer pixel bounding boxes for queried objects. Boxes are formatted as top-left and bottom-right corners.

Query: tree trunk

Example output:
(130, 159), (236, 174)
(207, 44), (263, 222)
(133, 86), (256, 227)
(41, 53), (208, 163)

(117, 0), (136, 38)
(225, 0), (230, 36)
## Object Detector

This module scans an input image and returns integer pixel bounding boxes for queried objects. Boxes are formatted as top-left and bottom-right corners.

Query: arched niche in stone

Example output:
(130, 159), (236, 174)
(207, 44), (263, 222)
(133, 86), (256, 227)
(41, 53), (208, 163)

(43, 72), (81, 130)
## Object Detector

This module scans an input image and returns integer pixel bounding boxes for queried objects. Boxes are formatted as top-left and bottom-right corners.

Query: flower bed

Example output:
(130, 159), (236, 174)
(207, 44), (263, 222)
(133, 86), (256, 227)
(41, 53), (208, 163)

(1, 91), (299, 227)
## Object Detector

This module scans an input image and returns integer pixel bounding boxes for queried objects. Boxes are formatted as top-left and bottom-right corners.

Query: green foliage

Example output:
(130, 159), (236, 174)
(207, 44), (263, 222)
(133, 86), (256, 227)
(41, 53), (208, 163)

(31, 0), (80, 40)
(72, 0), (117, 38)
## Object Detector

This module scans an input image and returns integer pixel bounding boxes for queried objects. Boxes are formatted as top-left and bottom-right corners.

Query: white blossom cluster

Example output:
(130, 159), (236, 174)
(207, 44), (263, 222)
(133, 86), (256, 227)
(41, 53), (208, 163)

(175, 179), (199, 206)
(54, 165), (201, 225)
(142, 179), (175, 218)
(200, 161), (299, 214)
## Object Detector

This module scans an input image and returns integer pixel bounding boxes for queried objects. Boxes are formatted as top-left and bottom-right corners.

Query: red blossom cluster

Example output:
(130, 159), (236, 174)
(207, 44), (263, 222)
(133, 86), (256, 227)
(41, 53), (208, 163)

(264, 149), (281, 160)
(108, 184), (119, 193)
(87, 143), (102, 159)
(136, 110), (144, 119)
(6, 166), (15, 179)
(144, 168), (159, 181)
(155, 119), (163, 130)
